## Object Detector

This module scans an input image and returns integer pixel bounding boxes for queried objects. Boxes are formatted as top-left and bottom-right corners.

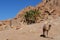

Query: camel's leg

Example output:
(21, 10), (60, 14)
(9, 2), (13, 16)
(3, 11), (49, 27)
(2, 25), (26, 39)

(46, 30), (49, 38)
(43, 29), (46, 37)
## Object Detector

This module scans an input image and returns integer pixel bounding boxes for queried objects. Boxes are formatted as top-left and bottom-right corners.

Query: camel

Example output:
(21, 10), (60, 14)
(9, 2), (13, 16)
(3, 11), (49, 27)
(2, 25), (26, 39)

(40, 21), (51, 38)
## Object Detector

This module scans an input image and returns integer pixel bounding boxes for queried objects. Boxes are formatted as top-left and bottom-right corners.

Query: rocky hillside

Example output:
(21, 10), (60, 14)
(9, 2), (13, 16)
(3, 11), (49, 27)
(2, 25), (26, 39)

(0, 0), (60, 40)
(0, 0), (60, 31)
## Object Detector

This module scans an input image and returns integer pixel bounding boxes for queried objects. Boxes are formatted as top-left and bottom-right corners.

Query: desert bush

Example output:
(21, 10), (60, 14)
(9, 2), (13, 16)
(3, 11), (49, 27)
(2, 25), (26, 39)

(24, 9), (41, 24)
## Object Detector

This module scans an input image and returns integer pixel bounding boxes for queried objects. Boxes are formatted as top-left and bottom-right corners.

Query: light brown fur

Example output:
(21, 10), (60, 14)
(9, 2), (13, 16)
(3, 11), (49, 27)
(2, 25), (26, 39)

(42, 23), (51, 37)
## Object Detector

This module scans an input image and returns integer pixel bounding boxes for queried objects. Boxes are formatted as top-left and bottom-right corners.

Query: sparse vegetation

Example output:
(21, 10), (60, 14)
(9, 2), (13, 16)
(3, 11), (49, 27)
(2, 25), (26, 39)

(24, 9), (41, 24)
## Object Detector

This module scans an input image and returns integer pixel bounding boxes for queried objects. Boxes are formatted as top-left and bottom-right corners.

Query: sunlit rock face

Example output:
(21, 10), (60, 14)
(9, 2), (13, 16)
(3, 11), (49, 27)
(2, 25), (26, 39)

(42, 0), (60, 6)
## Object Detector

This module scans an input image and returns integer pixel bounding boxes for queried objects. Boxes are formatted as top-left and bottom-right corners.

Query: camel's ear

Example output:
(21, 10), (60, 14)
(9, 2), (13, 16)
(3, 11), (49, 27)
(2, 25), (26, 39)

(49, 25), (51, 27)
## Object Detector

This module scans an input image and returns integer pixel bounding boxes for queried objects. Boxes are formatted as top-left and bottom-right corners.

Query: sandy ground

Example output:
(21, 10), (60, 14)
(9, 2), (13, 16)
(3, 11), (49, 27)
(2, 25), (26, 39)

(0, 17), (60, 40)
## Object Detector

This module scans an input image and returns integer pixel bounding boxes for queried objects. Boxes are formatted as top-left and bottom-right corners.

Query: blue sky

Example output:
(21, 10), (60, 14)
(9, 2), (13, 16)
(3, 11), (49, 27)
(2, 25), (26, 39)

(0, 0), (42, 20)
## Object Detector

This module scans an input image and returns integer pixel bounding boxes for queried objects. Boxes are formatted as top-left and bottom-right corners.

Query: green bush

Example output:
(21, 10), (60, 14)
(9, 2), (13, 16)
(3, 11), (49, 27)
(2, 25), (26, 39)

(24, 9), (41, 24)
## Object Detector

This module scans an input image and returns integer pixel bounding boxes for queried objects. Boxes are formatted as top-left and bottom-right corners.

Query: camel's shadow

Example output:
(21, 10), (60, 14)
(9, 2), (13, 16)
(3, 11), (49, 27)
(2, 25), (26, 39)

(40, 34), (46, 38)
(40, 34), (54, 39)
